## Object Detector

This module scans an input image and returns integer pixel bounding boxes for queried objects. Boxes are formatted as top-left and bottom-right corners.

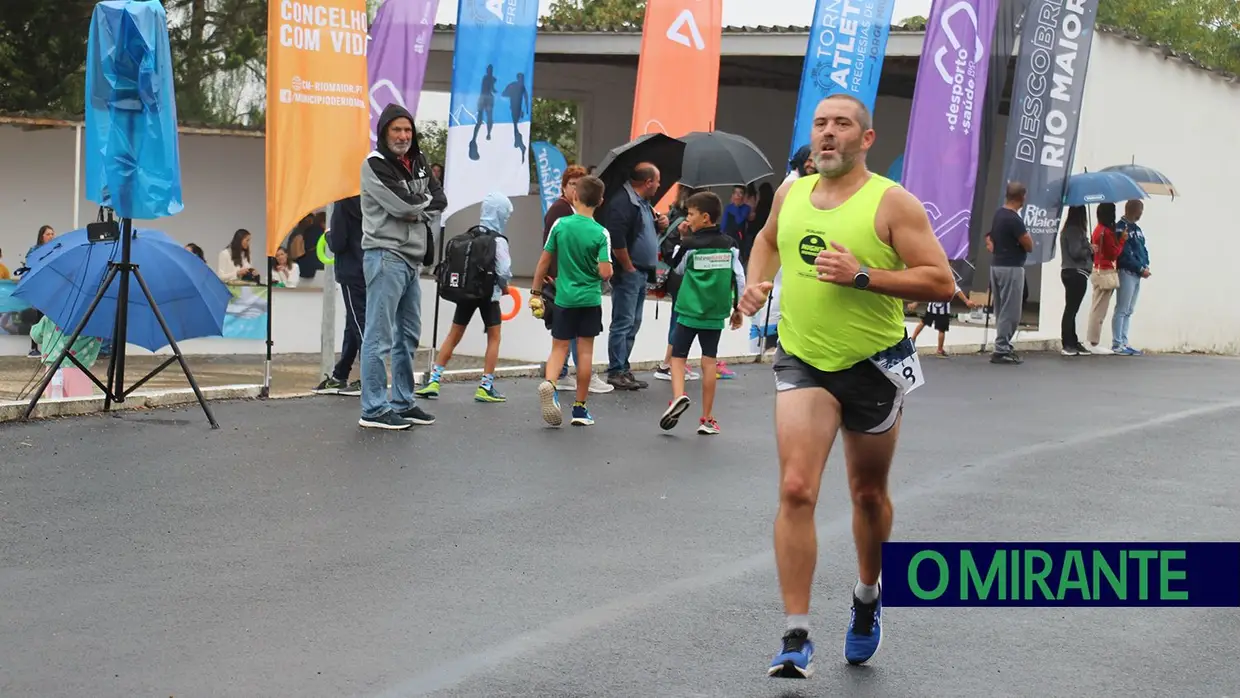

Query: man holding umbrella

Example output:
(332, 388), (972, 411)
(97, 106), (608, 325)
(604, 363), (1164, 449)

(600, 163), (665, 391)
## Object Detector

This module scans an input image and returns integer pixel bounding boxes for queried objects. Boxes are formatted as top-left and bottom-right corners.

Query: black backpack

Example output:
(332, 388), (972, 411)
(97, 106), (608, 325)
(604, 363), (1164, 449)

(436, 225), (505, 303)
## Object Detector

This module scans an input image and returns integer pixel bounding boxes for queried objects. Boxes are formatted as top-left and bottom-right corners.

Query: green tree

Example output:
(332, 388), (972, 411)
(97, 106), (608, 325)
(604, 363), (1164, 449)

(417, 121), (447, 167)
(1098, 0), (1240, 74)
(0, 0), (94, 114)
(545, 0), (646, 29)
(164, 0), (268, 124)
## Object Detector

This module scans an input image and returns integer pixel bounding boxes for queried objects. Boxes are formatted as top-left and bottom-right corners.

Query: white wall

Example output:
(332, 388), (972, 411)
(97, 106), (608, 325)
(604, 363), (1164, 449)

(0, 127), (266, 271)
(1039, 33), (1240, 354)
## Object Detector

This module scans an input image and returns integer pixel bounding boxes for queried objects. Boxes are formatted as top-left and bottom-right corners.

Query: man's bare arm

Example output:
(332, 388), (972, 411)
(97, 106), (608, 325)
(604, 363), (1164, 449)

(866, 188), (956, 302)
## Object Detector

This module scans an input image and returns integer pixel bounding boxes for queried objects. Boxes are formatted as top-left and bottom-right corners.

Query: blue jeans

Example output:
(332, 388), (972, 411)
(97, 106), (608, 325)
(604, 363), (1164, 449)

(1112, 269), (1141, 350)
(360, 250), (423, 419)
(607, 269), (647, 375)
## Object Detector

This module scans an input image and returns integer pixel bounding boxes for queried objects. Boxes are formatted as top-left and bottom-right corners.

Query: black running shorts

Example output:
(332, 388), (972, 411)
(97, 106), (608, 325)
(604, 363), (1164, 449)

(921, 312), (951, 333)
(551, 304), (603, 340)
(772, 345), (905, 434)
(452, 299), (502, 329)
(670, 323), (721, 359)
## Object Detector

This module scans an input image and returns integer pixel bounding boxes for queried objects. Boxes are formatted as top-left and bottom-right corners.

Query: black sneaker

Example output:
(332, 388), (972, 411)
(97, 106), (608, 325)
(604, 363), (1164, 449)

(399, 405), (436, 425)
(313, 376), (346, 394)
(990, 352), (1021, 365)
(607, 372), (641, 391)
(339, 380), (362, 396)
(624, 371), (649, 389)
(358, 411), (412, 430)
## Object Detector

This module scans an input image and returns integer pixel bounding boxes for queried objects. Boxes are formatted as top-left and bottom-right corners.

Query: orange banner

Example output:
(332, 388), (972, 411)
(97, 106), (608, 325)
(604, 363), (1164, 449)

(265, 0), (372, 257)
(631, 0), (723, 211)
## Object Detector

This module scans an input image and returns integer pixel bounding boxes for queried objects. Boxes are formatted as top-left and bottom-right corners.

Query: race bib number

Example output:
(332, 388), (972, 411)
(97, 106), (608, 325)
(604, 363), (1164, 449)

(870, 337), (924, 394)
(692, 252), (733, 271)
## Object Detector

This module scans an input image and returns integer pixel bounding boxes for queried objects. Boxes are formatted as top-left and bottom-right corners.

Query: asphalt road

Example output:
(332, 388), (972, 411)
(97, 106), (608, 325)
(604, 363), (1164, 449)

(2, 352), (1239, 698)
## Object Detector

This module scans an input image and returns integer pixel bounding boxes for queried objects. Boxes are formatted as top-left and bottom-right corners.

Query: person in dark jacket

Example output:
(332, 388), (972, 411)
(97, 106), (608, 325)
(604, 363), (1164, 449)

(313, 195), (365, 395)
(357, 103), (447, 430)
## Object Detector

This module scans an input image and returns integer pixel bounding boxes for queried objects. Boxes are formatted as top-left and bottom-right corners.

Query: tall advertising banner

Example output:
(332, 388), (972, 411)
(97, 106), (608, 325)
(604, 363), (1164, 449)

(789, 0), (896, 165)
(532, 141), (568, 217)
(902, 0), (998, 261)
(630, 0), (723, 211)
(442, 0), (539, 223)
(998, 0), (1099, 264)
(368, 0), (441, 149)
(266, 0), (371, 256)
(958, 0), (1027, 290)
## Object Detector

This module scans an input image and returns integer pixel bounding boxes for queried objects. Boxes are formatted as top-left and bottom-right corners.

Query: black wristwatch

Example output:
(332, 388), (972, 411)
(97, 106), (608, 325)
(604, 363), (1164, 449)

(853, 266), (871, 290)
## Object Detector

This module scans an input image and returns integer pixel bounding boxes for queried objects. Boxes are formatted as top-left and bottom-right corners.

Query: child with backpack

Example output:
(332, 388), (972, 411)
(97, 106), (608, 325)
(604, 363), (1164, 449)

(658, 191), (744, 436)
(528, 175), (613, 427)
(417, 192), (513, 402)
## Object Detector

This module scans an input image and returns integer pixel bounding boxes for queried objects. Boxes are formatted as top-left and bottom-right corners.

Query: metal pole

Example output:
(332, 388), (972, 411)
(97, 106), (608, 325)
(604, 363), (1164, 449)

(262, 255), (274, 397)
(73, 124), (82, 228)
(111, 218), (133, 401)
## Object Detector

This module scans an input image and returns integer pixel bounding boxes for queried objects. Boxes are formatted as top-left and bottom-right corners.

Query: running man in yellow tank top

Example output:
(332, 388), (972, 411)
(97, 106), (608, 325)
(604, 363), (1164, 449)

(738, 95), (955, 678)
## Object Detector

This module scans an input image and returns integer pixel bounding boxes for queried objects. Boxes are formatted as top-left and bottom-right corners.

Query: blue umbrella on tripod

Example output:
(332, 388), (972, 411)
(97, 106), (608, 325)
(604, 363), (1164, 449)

(14, 226), (231, 351)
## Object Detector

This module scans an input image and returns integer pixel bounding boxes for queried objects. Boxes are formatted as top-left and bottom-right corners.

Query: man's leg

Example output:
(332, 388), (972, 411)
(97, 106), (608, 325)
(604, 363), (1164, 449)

(391, 266), (433, 423)
(607, 270), (640, 387)
(769, 372), (840, 679)
(991, 267), (1024, 360)
(623, 272), (647, 381)
(359, 251), (407, 428)
(334, 280), (366, 383)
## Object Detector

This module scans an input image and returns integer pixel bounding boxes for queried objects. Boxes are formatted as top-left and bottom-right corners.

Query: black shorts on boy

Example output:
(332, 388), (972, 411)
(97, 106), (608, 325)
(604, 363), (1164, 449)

(453, 298), (502, 328)
(920, 312), (950, 333)
(551, 304), (603, 340)
(671, 323), (721, 359)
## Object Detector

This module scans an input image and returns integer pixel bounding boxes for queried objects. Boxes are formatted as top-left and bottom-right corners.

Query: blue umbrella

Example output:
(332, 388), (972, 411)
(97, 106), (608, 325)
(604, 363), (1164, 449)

(1063, 171), (1148, 206)
(1098, 163), (1177, 198)
(13, 227), (230, 351)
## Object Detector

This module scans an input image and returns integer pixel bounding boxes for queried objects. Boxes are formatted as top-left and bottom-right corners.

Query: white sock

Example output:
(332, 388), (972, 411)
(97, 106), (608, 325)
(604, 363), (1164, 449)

(854, 580), (880, 603)
(785, 614), (810, 633)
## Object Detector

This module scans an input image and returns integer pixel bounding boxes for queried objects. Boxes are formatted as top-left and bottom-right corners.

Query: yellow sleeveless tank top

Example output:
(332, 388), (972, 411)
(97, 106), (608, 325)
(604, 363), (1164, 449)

(776, 173), (906, 373)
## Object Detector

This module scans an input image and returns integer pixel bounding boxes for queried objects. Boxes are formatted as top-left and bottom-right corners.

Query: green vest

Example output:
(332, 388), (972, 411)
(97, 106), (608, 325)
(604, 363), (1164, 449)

(673, 231), (738, 330)
(776, 173), (906, 372)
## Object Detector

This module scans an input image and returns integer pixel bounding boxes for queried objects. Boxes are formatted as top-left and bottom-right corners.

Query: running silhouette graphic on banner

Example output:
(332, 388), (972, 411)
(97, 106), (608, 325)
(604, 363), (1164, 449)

(442, 0), (538, 223)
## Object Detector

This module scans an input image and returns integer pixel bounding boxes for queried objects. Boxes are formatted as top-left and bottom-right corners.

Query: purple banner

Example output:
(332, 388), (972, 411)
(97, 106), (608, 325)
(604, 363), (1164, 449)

(901, 0), (999, 260)
(367, 0), (440, 148)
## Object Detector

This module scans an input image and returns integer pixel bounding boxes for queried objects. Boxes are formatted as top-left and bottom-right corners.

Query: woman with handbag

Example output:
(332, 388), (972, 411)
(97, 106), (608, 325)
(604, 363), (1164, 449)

(1086, 203), (1125, 353)
(1059, 206), (1093, 355)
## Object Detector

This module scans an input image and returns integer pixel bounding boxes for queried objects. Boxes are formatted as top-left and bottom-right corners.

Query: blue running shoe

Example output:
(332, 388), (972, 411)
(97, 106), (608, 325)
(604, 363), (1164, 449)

(844, 587), (882, 665)
(570, 402), (594, 426)
(768, 629), (814, 678)
(538, 380), (562, 427)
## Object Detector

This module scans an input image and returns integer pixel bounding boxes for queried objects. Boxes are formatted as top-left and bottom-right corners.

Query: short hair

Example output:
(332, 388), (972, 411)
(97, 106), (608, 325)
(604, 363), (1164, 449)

(822, 94), (873, 131)
(1125, 199), (1144, 216)
(1005, 181), (1028, 201)
(631, 163), (659, 184)
(686, 191), (723, 224)
(561, 164), (587, 190)
(576, 175), (605, 208)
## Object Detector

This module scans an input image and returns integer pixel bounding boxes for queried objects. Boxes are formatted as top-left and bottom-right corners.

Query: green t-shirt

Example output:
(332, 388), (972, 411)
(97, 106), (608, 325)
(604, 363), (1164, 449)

(545, 213), (612, 308)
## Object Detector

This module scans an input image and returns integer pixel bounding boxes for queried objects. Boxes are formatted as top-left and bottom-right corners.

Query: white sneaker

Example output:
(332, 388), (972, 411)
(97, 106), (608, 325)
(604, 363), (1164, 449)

(588, 374), (614, 393)
(1089, 344), (1113, 355)
(684, 368), (701, 381)
(556, 374), (576, 391)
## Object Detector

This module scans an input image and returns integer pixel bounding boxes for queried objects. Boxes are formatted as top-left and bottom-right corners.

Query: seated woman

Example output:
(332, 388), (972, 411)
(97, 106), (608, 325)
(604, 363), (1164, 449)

(270, 248), (301, 288)
(217, 229), (261, 284)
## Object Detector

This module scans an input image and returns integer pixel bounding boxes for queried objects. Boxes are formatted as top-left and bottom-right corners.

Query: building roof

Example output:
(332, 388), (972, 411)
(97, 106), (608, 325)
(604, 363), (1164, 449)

(3, 22), (1232, 135)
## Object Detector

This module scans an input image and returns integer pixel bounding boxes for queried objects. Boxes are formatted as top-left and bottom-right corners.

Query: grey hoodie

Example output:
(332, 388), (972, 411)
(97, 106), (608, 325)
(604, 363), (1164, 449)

(360, 104), (447, 270)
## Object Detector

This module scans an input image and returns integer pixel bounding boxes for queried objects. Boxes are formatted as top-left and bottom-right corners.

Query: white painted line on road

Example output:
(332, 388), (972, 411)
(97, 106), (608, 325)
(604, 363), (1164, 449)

(373, 397), (1240, 697)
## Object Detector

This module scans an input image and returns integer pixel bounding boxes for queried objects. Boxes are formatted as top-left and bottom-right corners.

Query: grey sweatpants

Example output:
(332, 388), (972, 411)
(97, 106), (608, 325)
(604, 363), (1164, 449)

(990, 266), (1025, 355)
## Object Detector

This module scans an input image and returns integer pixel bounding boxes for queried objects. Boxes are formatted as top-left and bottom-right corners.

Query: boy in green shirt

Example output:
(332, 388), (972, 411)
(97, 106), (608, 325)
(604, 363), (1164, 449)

(529, 175), (614, 427)
(659, 191), (744, 435)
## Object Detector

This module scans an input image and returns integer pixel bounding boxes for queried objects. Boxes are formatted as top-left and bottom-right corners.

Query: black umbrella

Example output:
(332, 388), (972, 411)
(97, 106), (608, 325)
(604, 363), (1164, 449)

(677, 130), (775, 188)
(595, 133), (685, 205)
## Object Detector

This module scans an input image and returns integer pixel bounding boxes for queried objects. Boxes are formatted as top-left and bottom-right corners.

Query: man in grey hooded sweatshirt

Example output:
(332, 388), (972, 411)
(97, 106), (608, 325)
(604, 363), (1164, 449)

(358, 104), (447, 430)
